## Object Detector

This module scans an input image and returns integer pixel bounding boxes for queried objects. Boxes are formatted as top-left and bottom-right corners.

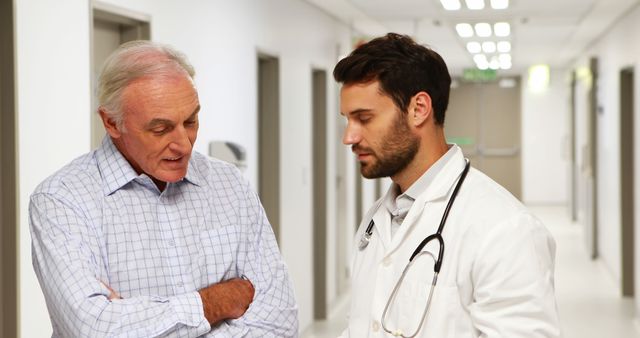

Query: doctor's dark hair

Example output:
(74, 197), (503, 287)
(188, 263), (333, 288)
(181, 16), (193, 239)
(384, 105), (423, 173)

(333, 33), (451, 125)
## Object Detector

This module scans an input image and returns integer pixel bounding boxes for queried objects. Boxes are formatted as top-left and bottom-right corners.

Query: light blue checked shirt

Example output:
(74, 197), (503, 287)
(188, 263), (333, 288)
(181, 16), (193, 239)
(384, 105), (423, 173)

(30, 137), (298, 337)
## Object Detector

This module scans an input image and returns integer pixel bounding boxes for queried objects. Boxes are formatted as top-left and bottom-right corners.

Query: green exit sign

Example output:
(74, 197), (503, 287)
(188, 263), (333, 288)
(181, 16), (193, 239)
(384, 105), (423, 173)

(463, 69), (497, 82)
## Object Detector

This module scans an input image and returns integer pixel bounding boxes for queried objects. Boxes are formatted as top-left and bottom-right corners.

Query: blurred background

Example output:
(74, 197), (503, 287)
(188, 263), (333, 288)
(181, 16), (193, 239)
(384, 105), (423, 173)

(1, 0), (640, 337)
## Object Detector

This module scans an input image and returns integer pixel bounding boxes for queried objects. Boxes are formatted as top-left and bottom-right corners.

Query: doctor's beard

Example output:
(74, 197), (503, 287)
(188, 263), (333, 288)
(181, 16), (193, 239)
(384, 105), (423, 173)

(355, 112), (419, 179)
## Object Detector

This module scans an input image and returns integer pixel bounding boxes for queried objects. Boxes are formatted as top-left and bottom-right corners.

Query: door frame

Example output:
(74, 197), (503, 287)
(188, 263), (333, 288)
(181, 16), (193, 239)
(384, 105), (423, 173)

(257, 53), (281, 243)
(311, 69), (328, 319)
(620, 66), (635, 296)
(0, 0), (18, 335)
(90, 1), (150, 149)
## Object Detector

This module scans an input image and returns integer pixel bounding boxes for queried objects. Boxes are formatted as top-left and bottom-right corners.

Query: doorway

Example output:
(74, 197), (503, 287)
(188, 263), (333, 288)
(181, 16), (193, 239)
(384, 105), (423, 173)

(0, 0), (17, 335)
(312, 69), (328, 319)
(91, 3), (150, 149)
(446, 77), (522, 199)
(620, 67), (635, 296)
(257, 54), (281, 243)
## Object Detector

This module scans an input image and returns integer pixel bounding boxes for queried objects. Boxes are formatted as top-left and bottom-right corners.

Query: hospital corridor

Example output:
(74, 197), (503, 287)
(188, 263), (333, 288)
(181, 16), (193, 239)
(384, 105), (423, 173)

(2, 0), (640, 337)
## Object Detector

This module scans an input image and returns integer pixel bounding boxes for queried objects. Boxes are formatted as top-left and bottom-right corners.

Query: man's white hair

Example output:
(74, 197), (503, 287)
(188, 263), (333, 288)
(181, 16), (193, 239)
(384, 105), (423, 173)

(97, 40), (196, 130)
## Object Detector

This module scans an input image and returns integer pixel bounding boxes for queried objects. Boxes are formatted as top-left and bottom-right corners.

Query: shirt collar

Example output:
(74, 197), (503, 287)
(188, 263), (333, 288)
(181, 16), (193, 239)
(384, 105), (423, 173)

(384, 144), (460, 212)
(96, 136), (203, 196)
(404, 144), (458, 200)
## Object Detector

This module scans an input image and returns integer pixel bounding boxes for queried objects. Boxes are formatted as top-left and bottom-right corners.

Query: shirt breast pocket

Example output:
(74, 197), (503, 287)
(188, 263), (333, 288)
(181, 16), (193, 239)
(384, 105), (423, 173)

(195, 225), (242, 287)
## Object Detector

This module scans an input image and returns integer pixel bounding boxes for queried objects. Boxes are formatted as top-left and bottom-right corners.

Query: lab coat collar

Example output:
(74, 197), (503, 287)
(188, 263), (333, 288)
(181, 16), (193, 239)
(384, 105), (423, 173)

(384, 145), (467, 256)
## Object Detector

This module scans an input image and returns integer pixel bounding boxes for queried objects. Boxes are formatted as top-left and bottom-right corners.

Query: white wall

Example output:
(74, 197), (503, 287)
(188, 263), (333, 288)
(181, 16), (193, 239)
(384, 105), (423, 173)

(16, 0), (354, 336)
(15, 0), (92, 337)
(521, 69), (570, 205)
(569, 3), (640, 305)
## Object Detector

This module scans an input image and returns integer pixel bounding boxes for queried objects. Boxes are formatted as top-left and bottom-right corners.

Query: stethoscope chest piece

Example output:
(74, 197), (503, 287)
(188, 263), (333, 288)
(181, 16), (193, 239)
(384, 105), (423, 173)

(358, 233), (371, 250)
(358, 219), (376, 251)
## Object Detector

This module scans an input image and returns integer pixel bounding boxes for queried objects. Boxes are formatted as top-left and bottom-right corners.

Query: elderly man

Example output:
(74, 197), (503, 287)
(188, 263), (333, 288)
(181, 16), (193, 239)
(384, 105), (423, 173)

(29, 41), (298, 337)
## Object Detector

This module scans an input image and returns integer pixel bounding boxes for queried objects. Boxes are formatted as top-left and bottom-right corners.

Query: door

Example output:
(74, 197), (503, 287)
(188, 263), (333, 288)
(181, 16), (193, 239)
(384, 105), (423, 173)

(0, 0), (17, 335)
(620, 67), (635, 296)
(91, 4), (150, 149)
(312, 69), (328, 319)
(257, 54), (281, 243)
(446, 78), (522, 199)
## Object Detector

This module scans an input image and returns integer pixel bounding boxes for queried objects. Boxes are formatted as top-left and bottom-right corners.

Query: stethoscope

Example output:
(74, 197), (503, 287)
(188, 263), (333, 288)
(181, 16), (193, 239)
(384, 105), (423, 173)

(358, 158), (471, 337)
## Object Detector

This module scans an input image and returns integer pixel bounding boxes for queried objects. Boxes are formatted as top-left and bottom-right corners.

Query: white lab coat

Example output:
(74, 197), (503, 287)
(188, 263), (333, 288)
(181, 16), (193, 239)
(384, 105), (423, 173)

(340, 146), (561, 337)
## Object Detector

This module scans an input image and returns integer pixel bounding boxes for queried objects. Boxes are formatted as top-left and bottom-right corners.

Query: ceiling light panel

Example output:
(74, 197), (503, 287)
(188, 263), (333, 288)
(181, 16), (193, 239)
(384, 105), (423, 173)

(456, 23), (474, 38)
(494, 22), (511, 37)
(474, 23), (492, 37)
(465, 0), (485, 10)
(482, 41), (496, 53)
(497, 41), (511, 52)
(490, 0), (509, 9)
(467, 42), (482, 53)
(440, 0), (462, 10)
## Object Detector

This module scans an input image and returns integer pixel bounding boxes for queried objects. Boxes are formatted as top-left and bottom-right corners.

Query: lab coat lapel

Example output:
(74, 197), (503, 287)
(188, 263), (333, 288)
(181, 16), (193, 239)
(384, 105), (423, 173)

(370, 183), (397, 253)
(385, 150), (467, 257)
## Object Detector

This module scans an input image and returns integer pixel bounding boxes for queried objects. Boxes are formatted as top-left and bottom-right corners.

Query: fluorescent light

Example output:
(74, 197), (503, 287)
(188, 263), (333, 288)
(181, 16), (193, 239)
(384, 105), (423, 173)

(477, 61), (489, 70)
(529, 64), (550, 91)
(465, 0), (485, 10)
(497, 41), (511, 52)
(500, 61), (512, 70)
(441, 0), (462, 10)
(466, 41), (482, 53)
(498, 54), (511, 63)
(489, 59), (500, 70)
(473, 54), (488, 64)
(494, 22), (510, 37)
(482, 41), (496, 53)
(474, 23), (492, 37)
(490, 0), (509, 9)
(456, 23), (474, 38)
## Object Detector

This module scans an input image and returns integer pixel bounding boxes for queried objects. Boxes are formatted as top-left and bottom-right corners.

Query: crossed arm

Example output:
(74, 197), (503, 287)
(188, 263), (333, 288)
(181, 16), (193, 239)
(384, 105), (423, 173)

(29, 190), (297, 337)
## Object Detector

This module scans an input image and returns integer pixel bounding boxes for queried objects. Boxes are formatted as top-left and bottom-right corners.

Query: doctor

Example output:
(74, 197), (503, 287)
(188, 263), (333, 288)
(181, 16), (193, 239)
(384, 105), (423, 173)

(334, 33), (560, 337)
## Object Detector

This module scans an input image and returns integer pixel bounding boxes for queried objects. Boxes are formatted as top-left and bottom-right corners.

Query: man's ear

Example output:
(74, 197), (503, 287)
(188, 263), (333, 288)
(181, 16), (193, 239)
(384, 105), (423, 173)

(409, 91), (433, 127)
(99, 108), (122, 138)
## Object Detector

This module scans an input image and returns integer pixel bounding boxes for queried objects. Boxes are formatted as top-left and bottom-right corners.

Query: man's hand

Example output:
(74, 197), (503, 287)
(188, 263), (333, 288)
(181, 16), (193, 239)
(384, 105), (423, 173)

(199, 277), (255, 325)
(100, 281), (122, 300)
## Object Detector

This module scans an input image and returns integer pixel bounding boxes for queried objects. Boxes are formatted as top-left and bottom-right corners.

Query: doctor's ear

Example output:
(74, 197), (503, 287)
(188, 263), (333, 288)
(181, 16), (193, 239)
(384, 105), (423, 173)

(410, 92), (433, 126)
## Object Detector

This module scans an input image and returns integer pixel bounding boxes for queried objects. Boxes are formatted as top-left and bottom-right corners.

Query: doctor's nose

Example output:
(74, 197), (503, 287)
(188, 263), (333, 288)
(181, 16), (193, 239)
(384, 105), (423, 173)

(342, 123), (362, 145)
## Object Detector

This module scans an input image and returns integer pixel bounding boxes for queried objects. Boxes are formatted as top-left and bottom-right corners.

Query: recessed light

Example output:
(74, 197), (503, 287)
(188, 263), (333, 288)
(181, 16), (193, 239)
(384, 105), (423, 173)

(474, 23), (492, 37)
(482, 41), (497, 53)
(497, 41), (511, 52)
(467, 42), (482, 53)
(456, 23), (475, 38)
(440, 0), (462, 10)
(490, 0), (509, 9)
(465, 0), (485, 10)
(494, 22), (511, 37)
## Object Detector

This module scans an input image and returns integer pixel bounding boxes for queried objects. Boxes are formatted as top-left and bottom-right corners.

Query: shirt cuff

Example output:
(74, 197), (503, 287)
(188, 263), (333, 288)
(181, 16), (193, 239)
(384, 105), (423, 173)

(170, 291), (211, 334)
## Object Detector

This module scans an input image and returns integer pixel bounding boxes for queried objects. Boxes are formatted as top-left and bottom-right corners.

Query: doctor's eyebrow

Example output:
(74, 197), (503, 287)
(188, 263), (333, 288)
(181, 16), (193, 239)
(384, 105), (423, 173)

(341, 108), (373, 117)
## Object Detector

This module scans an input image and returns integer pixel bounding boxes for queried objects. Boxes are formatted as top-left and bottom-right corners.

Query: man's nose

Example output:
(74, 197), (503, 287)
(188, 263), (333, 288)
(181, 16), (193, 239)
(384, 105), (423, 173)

(342, 123), (361, 145)
(169, 126), (192, 152)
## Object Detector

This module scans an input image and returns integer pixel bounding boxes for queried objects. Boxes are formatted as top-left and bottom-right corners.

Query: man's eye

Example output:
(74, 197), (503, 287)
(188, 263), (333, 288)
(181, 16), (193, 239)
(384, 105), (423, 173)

(152, 127), (169, 135)
(185, 120), (197, 126)
(359, 115), (371, 122)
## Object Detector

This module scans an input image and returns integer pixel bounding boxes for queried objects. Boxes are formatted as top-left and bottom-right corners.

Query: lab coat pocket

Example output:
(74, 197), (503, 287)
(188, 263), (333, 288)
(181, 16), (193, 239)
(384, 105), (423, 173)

(425, 284), (469, 337)
(383, 254), (437, 337)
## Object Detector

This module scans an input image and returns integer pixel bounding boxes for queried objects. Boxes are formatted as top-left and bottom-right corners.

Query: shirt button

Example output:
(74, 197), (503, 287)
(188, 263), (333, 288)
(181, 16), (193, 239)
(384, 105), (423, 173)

(372, 320), (380, 332)
(168, 239), (175, 247)
(177, 282), (184, 288)
(383, 257), (392, 267)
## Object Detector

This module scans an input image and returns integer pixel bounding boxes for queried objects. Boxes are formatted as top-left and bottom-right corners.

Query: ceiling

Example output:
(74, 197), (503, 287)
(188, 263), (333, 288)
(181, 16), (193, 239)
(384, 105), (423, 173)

(303, 0), (640, 75)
